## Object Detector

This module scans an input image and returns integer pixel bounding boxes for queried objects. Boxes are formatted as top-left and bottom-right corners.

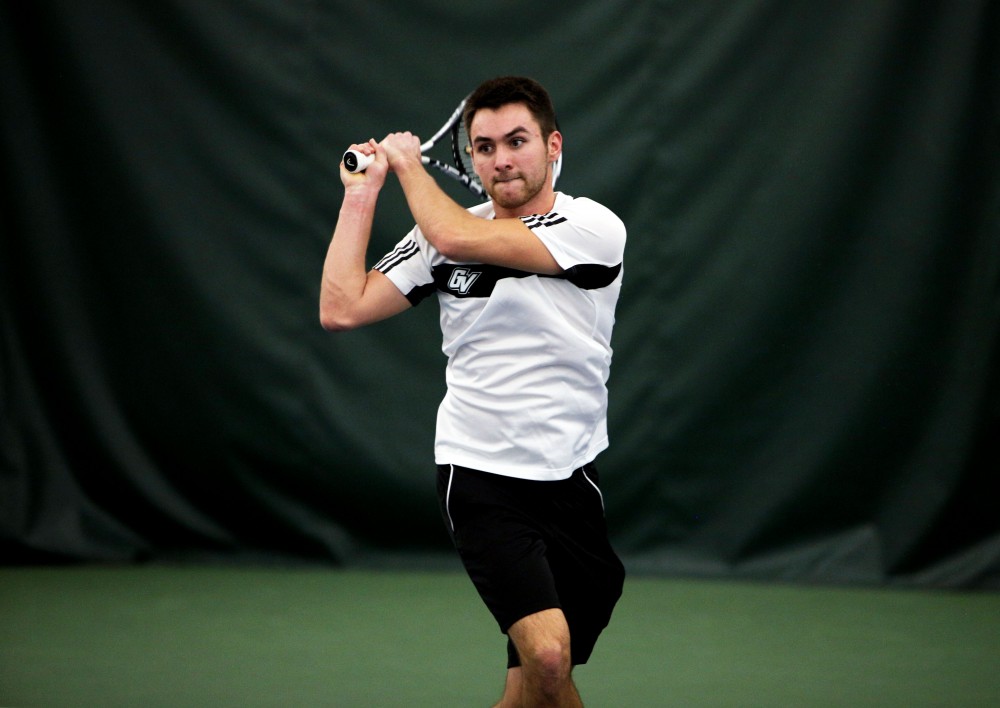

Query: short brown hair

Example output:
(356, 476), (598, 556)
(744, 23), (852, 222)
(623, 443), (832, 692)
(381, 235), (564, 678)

(463, 76), (559, 139)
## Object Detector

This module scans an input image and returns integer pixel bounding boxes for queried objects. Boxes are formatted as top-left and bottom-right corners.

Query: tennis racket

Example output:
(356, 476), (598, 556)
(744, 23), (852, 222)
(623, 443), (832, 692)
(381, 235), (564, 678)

(343, 96), (563, 200)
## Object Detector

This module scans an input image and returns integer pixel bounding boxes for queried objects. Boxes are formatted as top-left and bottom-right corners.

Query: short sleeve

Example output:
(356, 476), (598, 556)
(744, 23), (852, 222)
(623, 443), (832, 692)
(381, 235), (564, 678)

(520, 197), (626, 270)
(373, 228), (436, 305)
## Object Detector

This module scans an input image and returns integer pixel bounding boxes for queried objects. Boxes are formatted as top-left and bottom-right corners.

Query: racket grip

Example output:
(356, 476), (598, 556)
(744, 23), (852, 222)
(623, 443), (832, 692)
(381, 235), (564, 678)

(343, 149), (375, 173)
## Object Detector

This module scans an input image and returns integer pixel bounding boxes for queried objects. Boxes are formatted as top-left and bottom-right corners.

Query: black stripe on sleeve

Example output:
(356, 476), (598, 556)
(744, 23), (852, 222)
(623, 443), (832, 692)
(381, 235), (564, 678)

(374, 240), (419, 274)
(562, 262), (622, 289)
(404, 282), (437, 306)
(521, 212), (567, 230)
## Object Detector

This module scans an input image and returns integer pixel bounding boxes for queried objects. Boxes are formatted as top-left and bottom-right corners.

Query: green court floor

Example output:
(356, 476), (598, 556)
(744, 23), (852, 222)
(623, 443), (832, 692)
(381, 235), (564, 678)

(1, 566), (998, 706)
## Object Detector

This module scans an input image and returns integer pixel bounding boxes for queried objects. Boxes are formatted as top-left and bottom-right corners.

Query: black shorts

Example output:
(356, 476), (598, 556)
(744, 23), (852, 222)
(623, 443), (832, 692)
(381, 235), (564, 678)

(437, 462), (625, 668)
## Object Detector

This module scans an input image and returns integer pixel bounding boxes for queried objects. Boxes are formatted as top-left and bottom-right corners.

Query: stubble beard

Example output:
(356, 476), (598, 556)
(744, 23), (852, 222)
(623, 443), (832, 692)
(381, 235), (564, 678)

(487, 167), (549, 211)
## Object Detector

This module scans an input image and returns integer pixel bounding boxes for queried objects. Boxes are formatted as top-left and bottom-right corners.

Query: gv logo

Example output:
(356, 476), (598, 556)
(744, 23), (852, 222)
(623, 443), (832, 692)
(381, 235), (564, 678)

(447, 267), (481, 294)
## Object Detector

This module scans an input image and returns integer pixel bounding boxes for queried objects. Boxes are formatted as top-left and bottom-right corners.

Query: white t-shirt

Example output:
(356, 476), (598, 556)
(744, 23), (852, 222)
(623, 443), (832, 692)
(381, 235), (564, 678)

(374, 192), (626, 481)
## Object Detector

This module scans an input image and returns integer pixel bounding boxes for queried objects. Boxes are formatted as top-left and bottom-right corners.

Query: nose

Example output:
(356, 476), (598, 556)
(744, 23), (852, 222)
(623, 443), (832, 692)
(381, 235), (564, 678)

(492, 144), (513, 171)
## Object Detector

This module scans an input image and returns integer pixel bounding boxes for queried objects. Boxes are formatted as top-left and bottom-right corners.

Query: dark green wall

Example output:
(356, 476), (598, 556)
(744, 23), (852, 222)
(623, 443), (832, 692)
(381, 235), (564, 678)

(2, 0), (998, 587)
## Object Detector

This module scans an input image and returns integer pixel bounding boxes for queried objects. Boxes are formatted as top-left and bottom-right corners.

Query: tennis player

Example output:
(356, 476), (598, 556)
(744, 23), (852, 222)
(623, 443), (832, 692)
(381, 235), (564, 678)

(320, 76), (626, 707)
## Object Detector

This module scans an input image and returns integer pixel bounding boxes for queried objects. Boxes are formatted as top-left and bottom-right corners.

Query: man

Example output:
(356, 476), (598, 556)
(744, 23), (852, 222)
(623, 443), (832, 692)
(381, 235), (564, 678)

(320, 76), (626, 707)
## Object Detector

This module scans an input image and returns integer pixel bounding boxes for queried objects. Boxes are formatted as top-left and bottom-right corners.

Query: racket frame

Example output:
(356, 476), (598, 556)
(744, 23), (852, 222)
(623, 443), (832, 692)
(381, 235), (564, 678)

(343, 95), (564, 199)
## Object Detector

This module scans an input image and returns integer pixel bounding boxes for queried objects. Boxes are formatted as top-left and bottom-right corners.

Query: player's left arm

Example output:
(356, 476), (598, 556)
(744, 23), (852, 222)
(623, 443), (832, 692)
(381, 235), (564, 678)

(382, 132), (561, 275)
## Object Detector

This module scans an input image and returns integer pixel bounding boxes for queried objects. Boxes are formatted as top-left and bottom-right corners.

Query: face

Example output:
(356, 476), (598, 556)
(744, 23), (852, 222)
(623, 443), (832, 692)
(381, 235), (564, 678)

(469, 103), (561, 216)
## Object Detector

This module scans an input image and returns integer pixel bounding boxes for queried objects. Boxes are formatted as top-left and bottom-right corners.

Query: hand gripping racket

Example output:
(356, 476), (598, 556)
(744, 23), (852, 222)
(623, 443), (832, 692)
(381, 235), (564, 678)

(343, 96), (563, 200)
(343, 98), (485, 199)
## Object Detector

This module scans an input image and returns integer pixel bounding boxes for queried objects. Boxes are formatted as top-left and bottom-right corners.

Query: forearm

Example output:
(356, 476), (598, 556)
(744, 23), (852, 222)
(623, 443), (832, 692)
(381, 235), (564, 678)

(319, 187), (380, 329)
(393, 160), (478, 261)
(392, 160), (560, 273)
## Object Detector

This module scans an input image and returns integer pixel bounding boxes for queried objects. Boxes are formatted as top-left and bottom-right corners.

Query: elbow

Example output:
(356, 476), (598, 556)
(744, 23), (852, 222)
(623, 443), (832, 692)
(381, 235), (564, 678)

(319, 279), (367, 331)
(319, 313), (346, 332)
(319, 303), (359, 332)
(432, 231), (468, 262)
(423, 211), (480, 261)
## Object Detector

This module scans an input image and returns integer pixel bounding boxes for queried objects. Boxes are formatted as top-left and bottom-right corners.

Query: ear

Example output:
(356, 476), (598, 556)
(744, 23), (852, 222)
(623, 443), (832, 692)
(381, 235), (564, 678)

(547, 130), (563, 163)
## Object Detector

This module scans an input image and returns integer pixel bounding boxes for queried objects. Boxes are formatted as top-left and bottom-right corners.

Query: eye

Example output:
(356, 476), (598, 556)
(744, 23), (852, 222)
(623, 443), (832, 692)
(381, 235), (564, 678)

(510, 138), (526, 148)
(476, 143), (494, 154)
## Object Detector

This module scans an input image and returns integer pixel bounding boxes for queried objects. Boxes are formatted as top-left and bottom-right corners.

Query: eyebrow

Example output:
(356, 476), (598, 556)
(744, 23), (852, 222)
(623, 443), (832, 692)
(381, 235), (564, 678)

(472, 126), (531, 145)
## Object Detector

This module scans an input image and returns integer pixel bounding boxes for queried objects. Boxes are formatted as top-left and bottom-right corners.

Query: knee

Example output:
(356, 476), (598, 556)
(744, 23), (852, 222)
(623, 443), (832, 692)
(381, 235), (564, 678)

(521, 638), (572, 683)
(508, 609), (574, 691)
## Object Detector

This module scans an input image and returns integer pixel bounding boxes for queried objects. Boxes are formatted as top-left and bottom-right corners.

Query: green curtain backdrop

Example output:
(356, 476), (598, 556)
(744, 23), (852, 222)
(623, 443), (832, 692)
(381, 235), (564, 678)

(2, 0), (998, 588)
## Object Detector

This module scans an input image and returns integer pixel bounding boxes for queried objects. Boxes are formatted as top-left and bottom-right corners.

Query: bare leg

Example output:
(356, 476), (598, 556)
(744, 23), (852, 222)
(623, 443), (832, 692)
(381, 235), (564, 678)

(493, 668), (523, 708)
(493, 608), (583, 707)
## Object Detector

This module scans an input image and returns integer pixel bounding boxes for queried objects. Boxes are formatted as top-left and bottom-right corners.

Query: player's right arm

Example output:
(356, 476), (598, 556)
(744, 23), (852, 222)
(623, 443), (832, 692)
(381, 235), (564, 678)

(319, 142), (412, 331)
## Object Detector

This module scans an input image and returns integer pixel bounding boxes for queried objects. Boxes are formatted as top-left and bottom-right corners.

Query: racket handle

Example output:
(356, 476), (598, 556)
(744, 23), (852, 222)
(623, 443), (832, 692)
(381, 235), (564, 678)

(343, 149), (375, 173)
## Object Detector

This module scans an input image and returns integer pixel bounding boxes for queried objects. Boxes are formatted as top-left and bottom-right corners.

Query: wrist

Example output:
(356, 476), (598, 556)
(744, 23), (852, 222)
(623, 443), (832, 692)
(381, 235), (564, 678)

(392, 155), (426, 180)
(341, 184), (380, 210)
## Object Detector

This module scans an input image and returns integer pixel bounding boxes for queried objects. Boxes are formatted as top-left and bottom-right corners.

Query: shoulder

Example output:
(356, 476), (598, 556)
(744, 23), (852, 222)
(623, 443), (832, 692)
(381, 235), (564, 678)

(552, 194), (627, 252)
(526, 193), (626, 268)
(554, 194), (625, 235)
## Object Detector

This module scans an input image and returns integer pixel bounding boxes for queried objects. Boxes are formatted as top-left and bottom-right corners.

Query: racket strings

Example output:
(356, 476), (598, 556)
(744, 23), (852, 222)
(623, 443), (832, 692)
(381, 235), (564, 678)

(452, 122), (480, 191)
